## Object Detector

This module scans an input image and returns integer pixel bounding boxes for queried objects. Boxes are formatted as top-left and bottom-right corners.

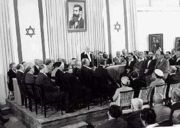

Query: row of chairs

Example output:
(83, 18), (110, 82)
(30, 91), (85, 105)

(13, 78), (62, 118)
(118, 83), (180, 108)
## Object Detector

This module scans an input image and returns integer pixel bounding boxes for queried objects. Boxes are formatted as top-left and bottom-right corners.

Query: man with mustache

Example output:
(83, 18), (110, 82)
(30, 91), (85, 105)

(69, 4), (84, 29)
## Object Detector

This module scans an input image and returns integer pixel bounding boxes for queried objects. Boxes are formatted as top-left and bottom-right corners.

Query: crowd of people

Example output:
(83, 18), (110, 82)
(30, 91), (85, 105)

(5, 47), (180, 127)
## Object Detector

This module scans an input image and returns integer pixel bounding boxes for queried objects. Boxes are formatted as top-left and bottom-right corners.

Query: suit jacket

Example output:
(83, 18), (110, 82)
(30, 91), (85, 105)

(25, 73), (35, 84)
(7, 69), (16, 91)
(69, 17), (84, 29)
(16, 71), (24, 85)
(96, 118), (127, 128)
(35, 72), (56, 92)
(95, 66), (116, 86)
(169, 55), (177, 65)
(81, 65), (94, 90)
(156, 58), (169, 73)
(55, 69), (71, 92)
(33, 65), (39, 75)
(144, 59), (157, 76)
(125, 59), (136, 72)
(94, 66), (118, 97)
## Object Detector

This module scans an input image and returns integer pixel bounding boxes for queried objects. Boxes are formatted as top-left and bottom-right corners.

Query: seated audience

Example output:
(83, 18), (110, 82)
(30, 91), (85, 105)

(94, 60), (118, 99)
(166, 66), (180, 85)
(171, 88), (180, 124)
(25, 66), (35, 84)
(149, 69), (165, 88)
(126, 98), (144, 128)
(33, 59), (43, 75)
(113, 51), (126, 65)
(112, 76), (132, 106)
(16, 64), (25, 85)
(153, 94), (171, 122)
(52, 61), (64, 80)
(140, 108), (158, 128)
(16, 64), (25, 105)
(35, 64), (59, 98)
(96, 105), (127, 128)
(7, 62), (17, 94)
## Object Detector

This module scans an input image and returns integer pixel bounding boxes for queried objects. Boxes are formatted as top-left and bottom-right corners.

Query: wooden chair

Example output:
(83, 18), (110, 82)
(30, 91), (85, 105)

(39, 84), (61, 118)
(168, 83), (180, 98)
(138, 87), (150, 104)
(154, 84), (167, 99)
(24, 83), (35, 112)
(118, 90), (134, 108)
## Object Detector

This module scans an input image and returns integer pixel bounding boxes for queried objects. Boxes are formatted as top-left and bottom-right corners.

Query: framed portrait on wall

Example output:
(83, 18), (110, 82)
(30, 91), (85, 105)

(149, 34), (163, 52)
(67, 0), (86, 32)
(175, 37), (180, 51)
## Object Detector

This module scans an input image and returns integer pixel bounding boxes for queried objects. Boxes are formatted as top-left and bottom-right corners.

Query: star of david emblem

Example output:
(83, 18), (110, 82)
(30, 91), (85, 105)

(114, 22), (121, 32)
(26, 26), (35, 37)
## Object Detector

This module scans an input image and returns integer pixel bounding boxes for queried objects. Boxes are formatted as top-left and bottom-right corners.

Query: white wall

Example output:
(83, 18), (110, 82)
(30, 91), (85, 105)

(136, 0), (180, 52)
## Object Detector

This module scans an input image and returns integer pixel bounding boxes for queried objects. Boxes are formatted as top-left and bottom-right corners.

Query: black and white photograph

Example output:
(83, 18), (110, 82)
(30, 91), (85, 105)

(67, 0), (86, 32)
(1, 0), (180, 128)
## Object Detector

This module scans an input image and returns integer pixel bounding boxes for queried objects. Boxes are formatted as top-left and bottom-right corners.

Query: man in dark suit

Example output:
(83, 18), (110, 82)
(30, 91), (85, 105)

(33, 59), (43, 75)
(80, 58), (96, 102)
(144, 52), (157, 76)
(94, 61), (118, 99)
(69, 4), (84, 29)
(155, 51), (169, 78)
(7, 62), (16, 93)
(122, 53), (136, 77)
(169, 49), (177, 65)
(35, 64), (59, 99)
(96, 105), (127, 128)
(16, 64), (24, 85)
(81, 47), (94, 67)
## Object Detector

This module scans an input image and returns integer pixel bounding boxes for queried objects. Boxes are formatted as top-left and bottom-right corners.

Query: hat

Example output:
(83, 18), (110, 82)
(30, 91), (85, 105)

(121, 76), (130, 86)
(154, 69), (164, 77)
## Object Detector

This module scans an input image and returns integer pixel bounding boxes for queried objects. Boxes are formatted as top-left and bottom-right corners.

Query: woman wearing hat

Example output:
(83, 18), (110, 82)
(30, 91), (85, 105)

(112, 76), (132, 106)
(147, 69), (165, 107)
